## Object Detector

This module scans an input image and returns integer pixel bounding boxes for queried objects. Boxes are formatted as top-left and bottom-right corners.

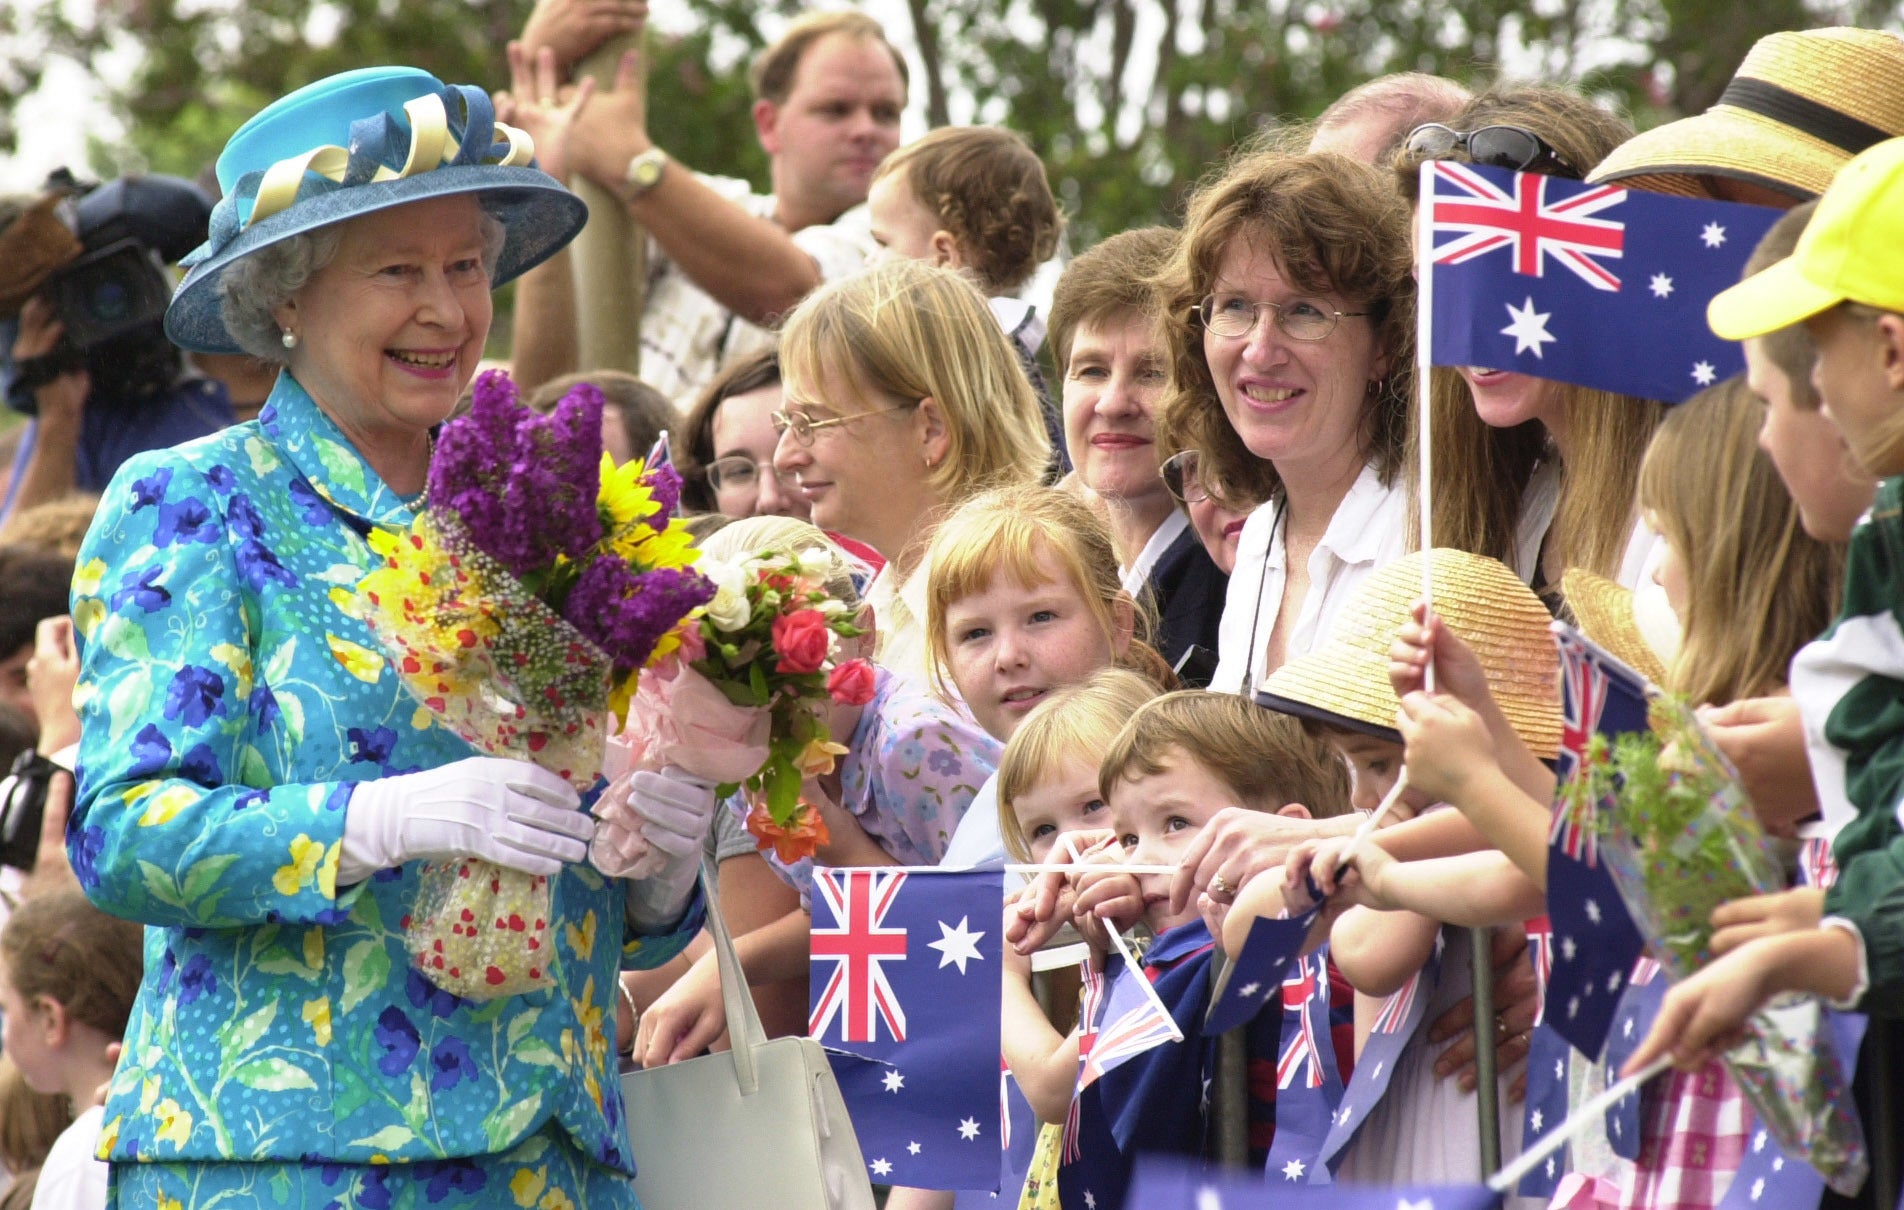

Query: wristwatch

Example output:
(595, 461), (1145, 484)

(623, 148), (669, 198)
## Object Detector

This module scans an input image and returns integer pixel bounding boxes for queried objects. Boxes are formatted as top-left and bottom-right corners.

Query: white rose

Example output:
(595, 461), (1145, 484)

(793, 546), (834, 577)
(701, 559), (753, 631)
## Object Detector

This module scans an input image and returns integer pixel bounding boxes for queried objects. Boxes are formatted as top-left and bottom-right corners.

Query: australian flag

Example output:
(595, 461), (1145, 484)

(1263, 950), (1346, 1186)
(1598, 958), (1665, 1160)
(1313, 937), (1442, 1176)
(1518, 918), (1572, 1198)
(810, 866), (1004, 1191)
(1424, 160), (1781, 404)
(1543, 624), (1649, 1059)
(1128, 1156), (1502, 1209)
(1206, 908), (1317, 1035)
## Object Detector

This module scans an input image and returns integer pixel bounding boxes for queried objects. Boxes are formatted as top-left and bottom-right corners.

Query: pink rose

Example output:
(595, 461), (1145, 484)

(827, 658), (876, 706)
(772, 609), (832, 674)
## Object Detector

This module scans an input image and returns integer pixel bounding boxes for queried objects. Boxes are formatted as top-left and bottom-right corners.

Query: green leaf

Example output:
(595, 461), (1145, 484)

(97, 614), (151, 661)
(340, 939), (390, 1016)
(314, 436), (367, 499)
(262, 638), (297, 686)
(181, 853), (240, 902)
(483, 1091), (543, 1151)
(224, 1000), (278, 1057)
(349, 1124), (417, 1151)
(138, 861), (185, 910)
(105, 674), (154, 745)
(748, 660), (769, 702)
(512, 1038), (560, 1067)
(233, 1057), (317, 1091)
(505, 1008), (541, 1050)
(279, 692), (306, 747)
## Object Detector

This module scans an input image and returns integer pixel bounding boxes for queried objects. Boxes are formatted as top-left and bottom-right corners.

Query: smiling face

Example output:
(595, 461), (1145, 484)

(1456, 366), (1565, 432)
(1063, 313), (1172, 509)
(1201, 239), (1386, 481)
(276, 194), (493, 446)
(758, 32), (907, 221)
(943, 566), (1122, 742)
(710, 381), (810, 520)
(771, 363), (940, 559)
(1010, 756), (1110, 864)
(1107, 751), (1238, 932)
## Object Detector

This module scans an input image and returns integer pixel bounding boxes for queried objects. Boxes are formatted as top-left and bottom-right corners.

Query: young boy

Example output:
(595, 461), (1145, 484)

(1013, 690), (1347, 1210)
(1630, 136), (1904, 1075)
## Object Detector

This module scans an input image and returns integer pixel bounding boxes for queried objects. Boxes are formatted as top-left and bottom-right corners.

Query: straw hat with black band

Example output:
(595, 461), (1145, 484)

(1257, 548), (1563, 760)
(1587, 28), (1904, 202)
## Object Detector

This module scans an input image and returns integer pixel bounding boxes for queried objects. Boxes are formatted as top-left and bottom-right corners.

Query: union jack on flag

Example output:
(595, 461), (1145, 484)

(1370, 969), (1424, 1036)
(1525, 917), (1553, 1022)
(1077, 971), (1183, 1090)
(1276, 955), (1329, 1090)
(1428, 161), (1626, 290)
(810, 868), (910, 1043)
(1061, 956), (1107, 1164)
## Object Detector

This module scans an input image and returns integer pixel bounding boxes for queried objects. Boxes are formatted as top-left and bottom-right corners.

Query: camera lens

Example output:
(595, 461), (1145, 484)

(86, 278), (133, 323)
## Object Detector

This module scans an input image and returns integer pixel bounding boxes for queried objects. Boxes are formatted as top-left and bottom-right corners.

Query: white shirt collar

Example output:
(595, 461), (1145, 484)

(1120, 510), (1190, 596)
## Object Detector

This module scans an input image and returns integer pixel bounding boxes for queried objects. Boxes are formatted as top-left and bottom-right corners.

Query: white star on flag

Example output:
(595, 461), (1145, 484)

(1282, 1158), (1306, 1180)
(1398, 1200), (1434, 1210)
(1753, 1130), (1767, 1153)
(882, 1070), (905, 1093)
(1084, 1192), (1097, 1209)
(1196, 1188), (1224, 1210)
(1567, 996), (1580, 1019)
(1607, 971), (1624, 994)
(958, 1117), (981, 1140)
(1372, 1061), (1383, 1079)
(1624, 1018), (1635, 1038)
(1702, 222), (1727, 248)
(871, 1158), (892, 1177)
(1772, 1158), (1784, 1172)
(1501, 296), (1557, 358)
(1561, 936), (1577, 962)
(1613, 1116), (1624, 1138)
(1238, 982), (1261, 999)
(1752, 1178), (1765, 1201)
(1531, 1109), (1543, 1132)
(1692, 360), (1717, 386)
(1584, 899), (1601, 924)
(908, 1141), (922, 1155)
(928, 916), (986, 974)
(1555, 1060), (1565, 1080)
(1547, 1156), (1557, 1179)
(1649, 273), (1674, 298)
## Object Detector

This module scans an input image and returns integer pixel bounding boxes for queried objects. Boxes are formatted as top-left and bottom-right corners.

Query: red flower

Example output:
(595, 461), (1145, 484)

(771, 608), (832, 674)
(746, 800), (830, 864)
(826, 658), (876, 706)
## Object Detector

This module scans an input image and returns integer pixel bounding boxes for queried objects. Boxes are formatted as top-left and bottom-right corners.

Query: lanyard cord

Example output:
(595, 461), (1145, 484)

(1238, 493), (1288, 697)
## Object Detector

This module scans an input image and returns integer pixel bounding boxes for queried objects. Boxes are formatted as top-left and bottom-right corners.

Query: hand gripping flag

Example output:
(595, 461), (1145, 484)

(1128, 1155), (1503, 1209)
(1313, 932), (1444, 1176)
(1423, 161), (1781, 404)
(1715, 1008), (1869, 1210)
(810, 866), (1004, 1191)
(1543, 624), (1649, 1059)
(1263, 950), (1346, 1187)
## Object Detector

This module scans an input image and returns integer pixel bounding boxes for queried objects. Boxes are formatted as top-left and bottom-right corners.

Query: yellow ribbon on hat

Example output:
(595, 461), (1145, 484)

(246, 92), (535, 230)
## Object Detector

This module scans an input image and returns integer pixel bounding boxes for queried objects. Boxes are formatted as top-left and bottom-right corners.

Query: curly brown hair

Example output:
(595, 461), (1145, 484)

(874, 126), (1064, 296)
(1154, 151), (1415, 505)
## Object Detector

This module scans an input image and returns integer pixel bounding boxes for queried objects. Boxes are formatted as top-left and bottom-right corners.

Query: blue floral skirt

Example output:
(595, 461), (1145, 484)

(109, 1124), (638, 1209)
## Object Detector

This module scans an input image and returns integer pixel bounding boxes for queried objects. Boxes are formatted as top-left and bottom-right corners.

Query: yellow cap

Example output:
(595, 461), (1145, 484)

(1709, 135), (1904, 340)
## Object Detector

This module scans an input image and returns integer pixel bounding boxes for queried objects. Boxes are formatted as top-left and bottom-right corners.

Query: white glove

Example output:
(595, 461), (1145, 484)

(594, 766), (718, 927)
(339, 757), (594, 884)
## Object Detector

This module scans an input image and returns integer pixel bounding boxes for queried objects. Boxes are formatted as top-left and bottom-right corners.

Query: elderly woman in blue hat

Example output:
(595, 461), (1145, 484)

(65, 68), (704, 1207)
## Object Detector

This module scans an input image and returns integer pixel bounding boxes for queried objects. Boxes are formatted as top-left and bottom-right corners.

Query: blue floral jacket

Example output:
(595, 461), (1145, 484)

(68, 373), (699, 1171)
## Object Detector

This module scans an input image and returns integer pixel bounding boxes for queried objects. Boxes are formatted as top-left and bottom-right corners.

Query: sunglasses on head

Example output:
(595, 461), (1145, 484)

(1402, 123), (1580, 179)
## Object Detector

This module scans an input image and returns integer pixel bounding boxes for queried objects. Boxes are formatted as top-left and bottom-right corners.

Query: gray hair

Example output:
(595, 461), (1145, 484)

(217, 205), (507, 363)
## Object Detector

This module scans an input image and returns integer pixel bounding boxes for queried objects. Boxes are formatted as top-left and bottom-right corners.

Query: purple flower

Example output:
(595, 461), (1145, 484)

(405, 968), (466, 1019)
(177, 954), (217, 1006)
(373, 1006), (420, 1076)
(164, 666), (225, 727)
(645, 462), (683, 524)
(68, 825), (105, 889)
(414, 1158), (486, 1202)
(130, 467), (172, 509)
(429, 1036), (477, 1092)
(129, 724), (173, 778)
(426, 370), (604, 578)
(562, 560), (714, 677)
(110, 566), (171, 612)
(153, 497), (216, 546)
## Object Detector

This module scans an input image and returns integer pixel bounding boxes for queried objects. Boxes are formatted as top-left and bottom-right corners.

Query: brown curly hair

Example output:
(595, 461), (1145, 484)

(1154, 150), (1415, 505)
(873, 126), (1064, 296)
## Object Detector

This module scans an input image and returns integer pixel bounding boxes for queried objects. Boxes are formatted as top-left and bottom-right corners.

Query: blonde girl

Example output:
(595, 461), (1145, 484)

(1395, 84), (1664, 589)
(773, 259), (1052, 684)
(0, 889), (143, 1210)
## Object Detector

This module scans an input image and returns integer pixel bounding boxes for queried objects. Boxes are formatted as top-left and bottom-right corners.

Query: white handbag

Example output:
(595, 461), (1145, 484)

(620, 866), (876, 1210)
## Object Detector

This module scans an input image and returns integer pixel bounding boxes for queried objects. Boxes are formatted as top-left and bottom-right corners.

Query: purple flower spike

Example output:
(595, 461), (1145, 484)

(563, 559), (715, 676)
(645, 462), (683, 525)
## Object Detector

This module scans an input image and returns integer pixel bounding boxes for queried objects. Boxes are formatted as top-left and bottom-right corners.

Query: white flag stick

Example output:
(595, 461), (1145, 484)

(1486, 1055), (1672, 1192)
(1053, 834), (1184, 1043)
(1416, 160), (1439, 694)
(1005, 863), (1180, 877)
(1331, 768), (1411, 872)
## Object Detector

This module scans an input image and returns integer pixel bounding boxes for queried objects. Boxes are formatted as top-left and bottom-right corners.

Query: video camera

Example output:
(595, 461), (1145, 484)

(1, 170), (212, 413)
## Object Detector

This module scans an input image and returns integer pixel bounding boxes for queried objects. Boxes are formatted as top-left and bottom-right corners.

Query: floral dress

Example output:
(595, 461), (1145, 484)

(754, 668), (1000, 898)
(68, 374), (700, 1209)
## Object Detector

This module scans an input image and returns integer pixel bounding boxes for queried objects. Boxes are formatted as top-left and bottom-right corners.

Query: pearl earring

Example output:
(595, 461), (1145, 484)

(281, 329), (298, 350)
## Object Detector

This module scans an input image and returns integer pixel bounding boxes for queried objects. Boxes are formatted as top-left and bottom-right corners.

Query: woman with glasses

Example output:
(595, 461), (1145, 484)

(674, 347), (810, 519)
(1049, 227), (1228, 684)
(1156, 150), (1416, 696)
(771, 258), (1051, 684)
(1394, 86), (1665, 594)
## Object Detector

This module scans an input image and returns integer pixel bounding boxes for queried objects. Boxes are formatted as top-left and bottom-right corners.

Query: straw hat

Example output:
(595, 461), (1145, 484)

(1256, 548), (1563, 759)
(1560, 569), (1675, 686)
(167, 67), (587, 355)
(1586, 28), (1904, 202)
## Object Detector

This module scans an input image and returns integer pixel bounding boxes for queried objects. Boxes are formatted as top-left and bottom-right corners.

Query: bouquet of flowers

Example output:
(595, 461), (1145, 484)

(355, 370), (712, 1000)
(614, 545), (874, 865)
(1570, 700), (1867, 1193)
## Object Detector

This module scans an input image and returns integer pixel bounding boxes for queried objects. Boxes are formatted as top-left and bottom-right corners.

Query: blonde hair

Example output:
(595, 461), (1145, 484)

(1155, 150), (1416, 506)
(996, 668), (1160, 862)
(0, 1057), (67, 1200)
(923, 485), (1169, 698)
(1395, 84), (1660, 580)
(697, 516), (864, 610)
(874, 126), (1064, 296)
(1636, 379), (1843, 706)
(1100, 691), (1351, 817)
(749, 10), (906, 105)
(0, 493), (101, 558)
(779, 259), (1050, 521)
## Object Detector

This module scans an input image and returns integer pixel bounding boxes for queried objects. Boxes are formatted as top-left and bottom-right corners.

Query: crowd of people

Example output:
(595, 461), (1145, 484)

(0, 8), (1902, 1210)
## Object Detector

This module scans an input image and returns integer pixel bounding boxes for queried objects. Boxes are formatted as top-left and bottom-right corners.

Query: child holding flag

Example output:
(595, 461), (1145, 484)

(1631, 136), (1904, 1073)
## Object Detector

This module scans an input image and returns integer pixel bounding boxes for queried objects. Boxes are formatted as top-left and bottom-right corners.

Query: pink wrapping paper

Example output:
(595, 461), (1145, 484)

(606, 664), (773, 783)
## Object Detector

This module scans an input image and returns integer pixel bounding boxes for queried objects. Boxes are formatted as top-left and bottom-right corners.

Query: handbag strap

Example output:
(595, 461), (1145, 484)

(696, 860), (772, 1094)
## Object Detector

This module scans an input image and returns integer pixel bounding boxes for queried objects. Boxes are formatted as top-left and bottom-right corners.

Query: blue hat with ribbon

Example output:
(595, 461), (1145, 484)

(166, 66), (588, 354)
